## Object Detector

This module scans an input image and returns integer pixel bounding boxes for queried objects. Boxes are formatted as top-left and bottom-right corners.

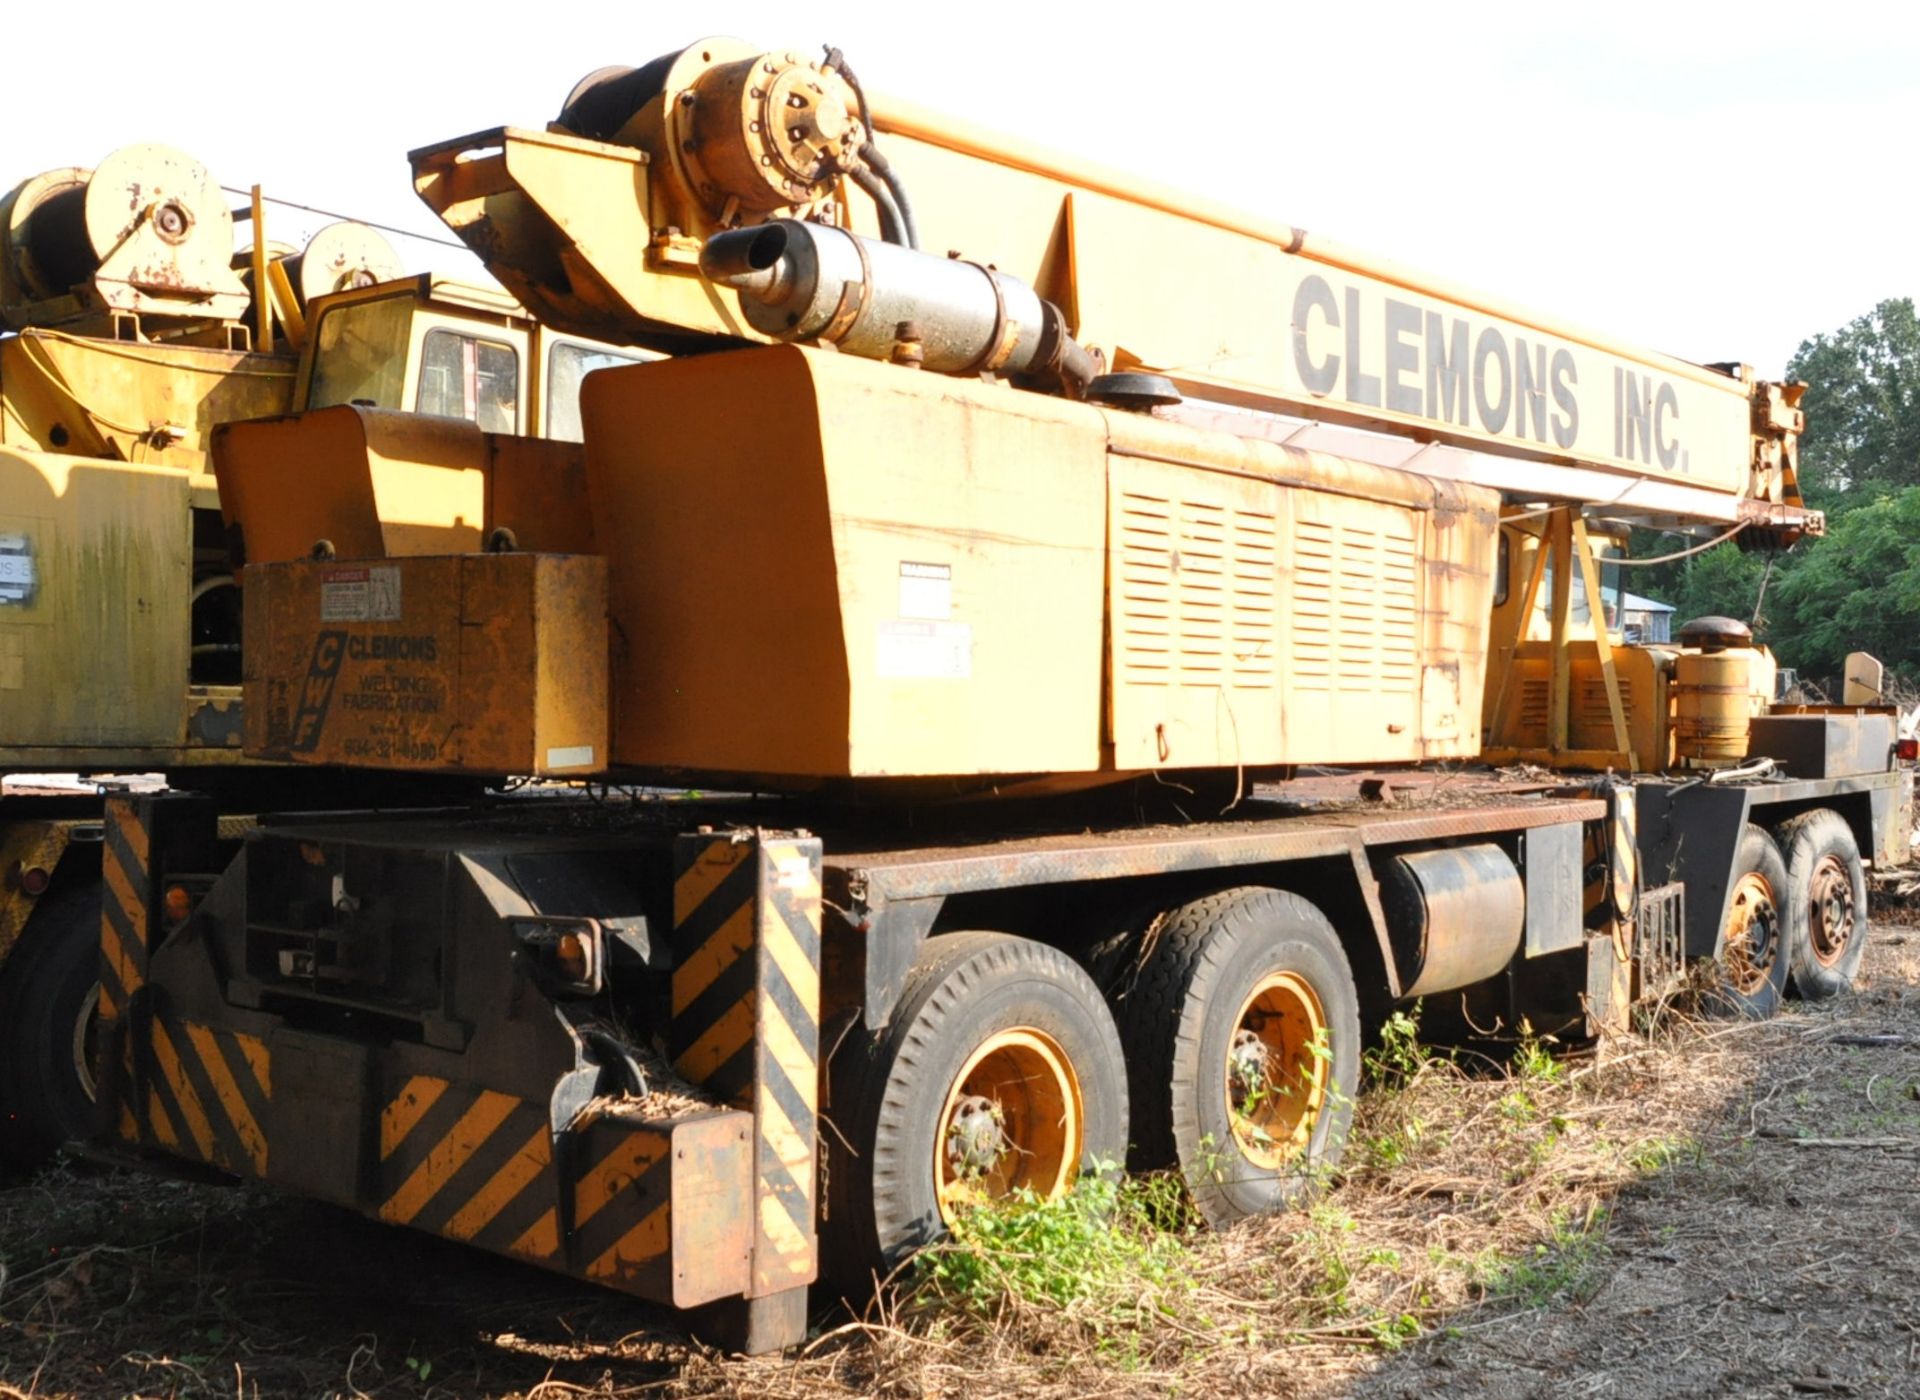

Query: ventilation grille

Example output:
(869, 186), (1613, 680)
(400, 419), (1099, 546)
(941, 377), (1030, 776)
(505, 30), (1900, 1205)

(1117, 491), (1278, 688)
(1514, 676), (1637, 742)
(1291, 518), (1419, 695)
(1520, 679), (1550, 733)
(1579, 677), (1635, 726)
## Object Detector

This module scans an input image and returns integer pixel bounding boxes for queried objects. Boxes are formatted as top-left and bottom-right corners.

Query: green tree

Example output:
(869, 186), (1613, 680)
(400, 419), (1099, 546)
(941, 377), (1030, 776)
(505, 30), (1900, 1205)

(1666, 541), (1771, 632)
(1767, 487), (1920, 676)
(1785, 299), (1920, 507)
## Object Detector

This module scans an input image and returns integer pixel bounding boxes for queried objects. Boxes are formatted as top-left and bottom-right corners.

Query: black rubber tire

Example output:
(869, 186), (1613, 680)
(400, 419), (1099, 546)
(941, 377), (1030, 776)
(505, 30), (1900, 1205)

(1111, 886), (1360, 1229)
(0, 882), (102, 1174)
(1778, 809), (1869, 1000)
(822, 931), (1128, 1290)
(1706, 824), (1791, 1019)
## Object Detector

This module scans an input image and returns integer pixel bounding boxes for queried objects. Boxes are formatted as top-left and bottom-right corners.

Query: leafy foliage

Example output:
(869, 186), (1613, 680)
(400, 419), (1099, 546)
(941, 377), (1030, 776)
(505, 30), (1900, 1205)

(1788, 299), (1920, 505)
(912, 1165), (1199, 1324)
(1631, 298), (1920, 683)
(1769, 490), (1920, 675)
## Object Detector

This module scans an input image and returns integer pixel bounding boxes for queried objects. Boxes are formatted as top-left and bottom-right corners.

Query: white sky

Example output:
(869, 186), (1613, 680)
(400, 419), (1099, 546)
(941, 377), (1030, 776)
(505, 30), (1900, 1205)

(11, 1), (1915, 377)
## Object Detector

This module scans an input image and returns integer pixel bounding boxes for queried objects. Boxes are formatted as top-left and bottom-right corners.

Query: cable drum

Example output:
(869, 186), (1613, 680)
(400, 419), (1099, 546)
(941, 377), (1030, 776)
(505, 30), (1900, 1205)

(1, 145), (248, 325)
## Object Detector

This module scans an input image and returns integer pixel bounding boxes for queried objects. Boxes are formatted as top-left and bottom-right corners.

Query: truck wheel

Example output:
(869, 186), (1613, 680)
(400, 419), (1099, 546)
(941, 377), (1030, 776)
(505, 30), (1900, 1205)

(1112, 887), (1359, 1229)
(0, 883), (102, 1173)
(1707, 824), (1791, 1019)
(823, 931), (1127, 1288)
(1777, 810), (1868, 1000)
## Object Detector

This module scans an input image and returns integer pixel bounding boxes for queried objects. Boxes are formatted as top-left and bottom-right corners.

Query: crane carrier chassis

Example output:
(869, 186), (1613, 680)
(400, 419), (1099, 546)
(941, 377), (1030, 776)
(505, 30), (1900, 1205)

(68, 34), (1916, 1355)
(96, 757), (1908, 1351)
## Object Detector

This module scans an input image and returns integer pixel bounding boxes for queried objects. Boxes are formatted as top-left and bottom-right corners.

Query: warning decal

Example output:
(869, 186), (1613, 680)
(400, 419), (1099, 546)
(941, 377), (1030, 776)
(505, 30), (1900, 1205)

(320, 565), (403, 622)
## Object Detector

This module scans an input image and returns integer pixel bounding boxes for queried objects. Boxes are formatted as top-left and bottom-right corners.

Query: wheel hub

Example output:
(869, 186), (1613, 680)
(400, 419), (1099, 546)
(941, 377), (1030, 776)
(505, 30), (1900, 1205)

(934, 1028), (1083, 1224)
(1806, 854), (1856, 968)
(1228, 1028), (1273, 1105)
(1224, 971), (1328, 1171)
(944, 1094), (1008, 1176)
(1724, 870), (1781, 995)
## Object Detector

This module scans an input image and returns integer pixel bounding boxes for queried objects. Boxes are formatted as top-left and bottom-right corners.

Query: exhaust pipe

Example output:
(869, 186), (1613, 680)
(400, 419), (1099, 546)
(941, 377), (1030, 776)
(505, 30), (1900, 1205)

(702, 221), (1093, 392)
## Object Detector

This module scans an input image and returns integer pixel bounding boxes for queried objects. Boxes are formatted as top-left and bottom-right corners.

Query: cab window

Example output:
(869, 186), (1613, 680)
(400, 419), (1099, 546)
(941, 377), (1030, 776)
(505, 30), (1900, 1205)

(417, 329), (520, 433)
(307, 296), (413, 410)
(546, 341), (646, 442)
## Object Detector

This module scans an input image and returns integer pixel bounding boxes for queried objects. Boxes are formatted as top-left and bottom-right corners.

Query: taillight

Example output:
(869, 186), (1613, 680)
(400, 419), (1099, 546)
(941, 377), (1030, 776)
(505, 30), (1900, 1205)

(17, 865), (49, 895)
(511, 917), (604, 995)
(164, 884), (193, 923)
(1898, 737), (1919, 763)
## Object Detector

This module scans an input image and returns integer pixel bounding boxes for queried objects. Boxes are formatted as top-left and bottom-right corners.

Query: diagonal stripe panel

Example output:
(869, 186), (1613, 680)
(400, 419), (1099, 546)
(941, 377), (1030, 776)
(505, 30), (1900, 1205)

(672, 903), (756, 1014)
(673, 831), (823, 1298)
(585, 1202), (671, 1283)
(211, 1032), (272, 1136)
(149, 1019), (216, 1162)
(574, 1126), (669, 1229)
(675, 998), (758, 1090)
(443, 1125), (550, 1243)
(411, 1102), (550, 1238)
(106, 800), (150, 867)
(381, 1090), (518, 1226)
(183, 1022), (269, 1175)
(380, 1076), (450, 1161)
(233, 1033), (272, 1098)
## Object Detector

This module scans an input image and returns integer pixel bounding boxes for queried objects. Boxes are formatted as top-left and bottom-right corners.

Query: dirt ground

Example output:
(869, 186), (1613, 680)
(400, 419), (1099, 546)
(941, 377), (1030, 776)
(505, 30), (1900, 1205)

(2, 927), (1917, 1400)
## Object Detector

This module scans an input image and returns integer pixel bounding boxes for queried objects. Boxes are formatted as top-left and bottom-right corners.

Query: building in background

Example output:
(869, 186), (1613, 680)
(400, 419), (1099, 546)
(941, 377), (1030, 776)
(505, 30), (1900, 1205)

(1622, 591), (1675, 644)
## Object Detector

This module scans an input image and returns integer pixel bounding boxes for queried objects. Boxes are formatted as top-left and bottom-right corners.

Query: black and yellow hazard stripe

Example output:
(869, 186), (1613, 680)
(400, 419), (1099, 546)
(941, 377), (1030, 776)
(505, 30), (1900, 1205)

(138, 1006), (272, 1177)
(100, 796), (154, 1146)
(377, 1076), (560, 1259)
(1609, 784), (1640, 922)
(671, 831), (822, 1297)
(98, 796), (151, 1025)
(375, 1077), (702, 1295)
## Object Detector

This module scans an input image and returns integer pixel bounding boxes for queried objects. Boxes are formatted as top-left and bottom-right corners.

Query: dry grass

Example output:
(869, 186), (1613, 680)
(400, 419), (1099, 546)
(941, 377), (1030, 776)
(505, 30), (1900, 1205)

(4, 931), (1918, 1399)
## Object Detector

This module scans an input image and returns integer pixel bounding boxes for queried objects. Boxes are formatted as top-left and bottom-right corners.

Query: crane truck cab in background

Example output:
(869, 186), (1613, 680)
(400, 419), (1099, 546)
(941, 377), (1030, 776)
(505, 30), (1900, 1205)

(73, 38), (1914, 1355)
(0, 145), (643, 1171)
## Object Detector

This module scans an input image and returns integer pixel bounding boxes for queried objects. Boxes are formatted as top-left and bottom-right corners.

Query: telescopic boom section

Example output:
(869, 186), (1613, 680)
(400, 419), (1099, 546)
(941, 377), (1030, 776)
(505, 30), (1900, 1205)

(410, 39), (1815, 543)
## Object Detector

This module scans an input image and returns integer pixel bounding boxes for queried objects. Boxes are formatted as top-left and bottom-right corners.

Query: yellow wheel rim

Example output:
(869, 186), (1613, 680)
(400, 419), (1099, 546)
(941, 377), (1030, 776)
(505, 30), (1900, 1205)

(934, 1027), (1083, 1225)
(1724, 869), (1781, 995)
(1224, 971), (1328, 1171)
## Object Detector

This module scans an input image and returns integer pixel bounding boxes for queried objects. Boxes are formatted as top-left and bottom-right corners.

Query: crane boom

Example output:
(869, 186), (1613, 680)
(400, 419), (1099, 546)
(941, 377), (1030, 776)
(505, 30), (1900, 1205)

(411, 39), (1811, 541)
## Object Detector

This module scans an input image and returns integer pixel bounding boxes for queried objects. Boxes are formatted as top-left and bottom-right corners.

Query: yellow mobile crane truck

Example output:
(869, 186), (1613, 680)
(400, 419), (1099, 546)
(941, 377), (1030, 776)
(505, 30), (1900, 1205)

(0, 145), (643, 1168)
(94, 39), (1909, 1352)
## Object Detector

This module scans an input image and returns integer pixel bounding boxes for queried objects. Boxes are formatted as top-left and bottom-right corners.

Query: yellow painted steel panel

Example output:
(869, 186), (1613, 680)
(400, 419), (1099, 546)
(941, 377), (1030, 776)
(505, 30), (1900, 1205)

(569, 345), (1497, 784)
(215, 406), (590, 565)
(0, 449), (190, 747)
(0, 332), (293, 470)
(580, 345), (1108, 780)
(1106, 432), (1496, 770)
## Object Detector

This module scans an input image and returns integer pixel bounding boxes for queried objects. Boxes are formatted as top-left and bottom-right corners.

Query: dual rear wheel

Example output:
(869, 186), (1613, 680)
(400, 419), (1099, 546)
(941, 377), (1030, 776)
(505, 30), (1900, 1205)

(1712, 813), (1869, 1018)
(824, 889), (1360, 1284)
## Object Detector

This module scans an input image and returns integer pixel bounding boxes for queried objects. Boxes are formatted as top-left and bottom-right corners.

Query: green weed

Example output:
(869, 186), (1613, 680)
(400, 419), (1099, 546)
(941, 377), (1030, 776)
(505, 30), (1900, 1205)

(1472, 1204), (1610, 1308)
(912, 1163), (1199, 1327)
(1365, 1005), (1430, 1085)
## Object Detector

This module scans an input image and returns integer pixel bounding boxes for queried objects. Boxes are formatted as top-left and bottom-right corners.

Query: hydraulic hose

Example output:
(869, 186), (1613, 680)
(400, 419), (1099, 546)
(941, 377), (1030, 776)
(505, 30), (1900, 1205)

(847, 165), (909, 248)
(860, 142), (920, 250)
(824, 44), (920, 250)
